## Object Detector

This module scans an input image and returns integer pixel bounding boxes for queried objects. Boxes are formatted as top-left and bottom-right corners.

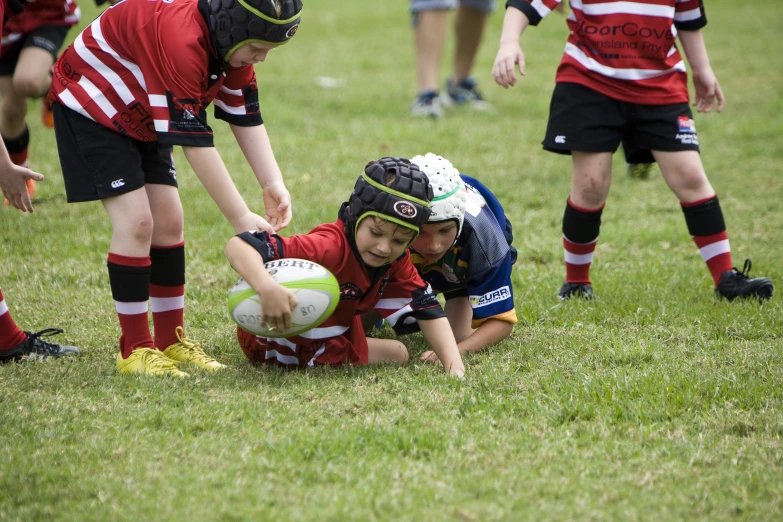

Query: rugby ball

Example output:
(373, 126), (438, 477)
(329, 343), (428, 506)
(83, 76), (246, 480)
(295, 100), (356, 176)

(228, 258), (340, 338)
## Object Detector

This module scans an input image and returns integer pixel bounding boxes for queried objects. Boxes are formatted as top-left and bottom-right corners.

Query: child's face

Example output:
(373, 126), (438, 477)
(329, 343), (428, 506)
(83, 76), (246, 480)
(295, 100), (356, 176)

(412, 221), (459, 263)
(355, 217), (416, 267)
(228, 42), (277, 68)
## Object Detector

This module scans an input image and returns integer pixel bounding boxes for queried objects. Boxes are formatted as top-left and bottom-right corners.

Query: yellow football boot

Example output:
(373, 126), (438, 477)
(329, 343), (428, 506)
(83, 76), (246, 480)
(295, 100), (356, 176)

(116, 348), (189, 377)
(161, 327), (226, 371)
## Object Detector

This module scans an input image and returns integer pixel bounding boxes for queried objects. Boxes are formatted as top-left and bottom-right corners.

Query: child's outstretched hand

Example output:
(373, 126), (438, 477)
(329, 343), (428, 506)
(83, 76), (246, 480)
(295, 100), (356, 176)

(692, 66), (724, 113)
(263, 182), (292, 232)
(257, 280), (299, 332)
(1, 163), (44, 213)
(492, 42), (525, 89)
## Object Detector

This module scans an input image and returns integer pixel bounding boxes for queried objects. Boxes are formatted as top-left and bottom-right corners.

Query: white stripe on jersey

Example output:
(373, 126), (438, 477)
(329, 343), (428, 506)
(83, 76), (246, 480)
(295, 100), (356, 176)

(77, 76), (117, 118)
(64, 7), (81, 24)
(0, 298), (8, 316)
(564, 251), (594, 265)
(307, 345), (326, 368)
(529, 0), (553, 17)
(699, 239), (730, 262)
(297, 325), (349, 340)
(148, 94), (167, 107)
(154, 120), (169, 132)
(674, 7), (702, 22)
(220, 85), (243, 96)
(213, 99), (247, 115)
(74, 30), (135, 105)
(265, 349), (299, 365)
(58, 88), (96, 121)
(570, 0), (674, 18)
(375, 297), (413, 310)
(150, 296), (184, 313)
(114, 301), (148, 315)
(2, 34), (22, 46)
(265, 336), (297, 350)
(385, 304), (413, 327)
(564, 43), (686, 80)
(90, 18), (147, 92)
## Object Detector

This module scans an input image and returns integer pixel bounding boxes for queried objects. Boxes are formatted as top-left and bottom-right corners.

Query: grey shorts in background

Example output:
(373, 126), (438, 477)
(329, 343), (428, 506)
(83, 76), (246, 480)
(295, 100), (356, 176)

(411, 0), (495, 24)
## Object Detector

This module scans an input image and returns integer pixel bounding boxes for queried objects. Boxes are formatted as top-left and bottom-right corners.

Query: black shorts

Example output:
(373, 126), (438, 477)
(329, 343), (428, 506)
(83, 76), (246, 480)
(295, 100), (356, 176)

(0, 25), (71, 76)
(53, 103), (177, 203)
(542, 82), (700, 164)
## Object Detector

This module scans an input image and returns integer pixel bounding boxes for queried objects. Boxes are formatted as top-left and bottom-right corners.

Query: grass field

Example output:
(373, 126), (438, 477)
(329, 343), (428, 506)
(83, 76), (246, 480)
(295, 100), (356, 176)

(1, 0), (782, 520)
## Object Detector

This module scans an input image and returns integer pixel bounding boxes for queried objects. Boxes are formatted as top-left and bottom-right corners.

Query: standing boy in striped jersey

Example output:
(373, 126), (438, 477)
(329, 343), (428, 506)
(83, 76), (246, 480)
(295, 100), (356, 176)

(48, 0), (303, 375)
(492, 0), (772, 301)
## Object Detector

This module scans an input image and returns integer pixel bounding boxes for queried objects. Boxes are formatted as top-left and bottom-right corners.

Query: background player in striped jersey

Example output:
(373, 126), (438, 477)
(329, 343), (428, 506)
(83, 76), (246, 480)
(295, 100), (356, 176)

(363, 153), (518, 362)
(0, 0), (80, 205)
(0, 0), (79, 361)
(47, 0), (303, 376)
(227, 157), (466, 377)
(492, 0), (772, 302)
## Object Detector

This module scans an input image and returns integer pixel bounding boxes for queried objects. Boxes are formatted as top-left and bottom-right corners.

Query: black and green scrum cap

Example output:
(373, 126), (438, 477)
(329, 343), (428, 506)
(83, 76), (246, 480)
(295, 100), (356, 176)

(344, 157), (434, 240)
(209, 0), (303, 62)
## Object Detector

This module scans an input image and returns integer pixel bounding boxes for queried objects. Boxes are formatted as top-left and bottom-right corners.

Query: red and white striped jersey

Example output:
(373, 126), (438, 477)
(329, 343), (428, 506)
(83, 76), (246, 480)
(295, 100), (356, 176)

(236, 221), (446, 367)
(507, 0), (708, 104)
(48, 0), (261, 147)
(2, 0), (79, 45)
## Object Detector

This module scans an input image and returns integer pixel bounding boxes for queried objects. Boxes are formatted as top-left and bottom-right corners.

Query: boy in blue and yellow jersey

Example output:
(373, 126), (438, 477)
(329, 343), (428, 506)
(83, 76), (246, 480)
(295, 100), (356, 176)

(364, 153), (517, 362)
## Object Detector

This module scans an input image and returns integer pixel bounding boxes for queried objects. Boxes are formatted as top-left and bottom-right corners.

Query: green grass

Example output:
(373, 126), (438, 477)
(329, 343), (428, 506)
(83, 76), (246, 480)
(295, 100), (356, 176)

(1, 0), (782, 520)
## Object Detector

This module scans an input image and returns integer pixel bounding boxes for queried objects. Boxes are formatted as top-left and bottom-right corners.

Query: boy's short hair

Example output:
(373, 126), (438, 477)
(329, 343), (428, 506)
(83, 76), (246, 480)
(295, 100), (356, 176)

(210, 0), (303, 61)
(343, 157), (434, 239)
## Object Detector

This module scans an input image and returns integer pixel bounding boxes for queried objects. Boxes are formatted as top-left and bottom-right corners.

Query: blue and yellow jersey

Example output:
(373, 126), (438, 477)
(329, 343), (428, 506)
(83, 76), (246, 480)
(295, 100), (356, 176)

(410, 175), (518, 328)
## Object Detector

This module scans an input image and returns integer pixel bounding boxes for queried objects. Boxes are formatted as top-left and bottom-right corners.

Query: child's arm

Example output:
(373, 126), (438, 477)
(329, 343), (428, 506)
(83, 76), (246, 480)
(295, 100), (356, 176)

(182, 146), (275, 234)
(678, 30), (724, 113)
(492, 5), (531, 88)
(225, 236), (298, 331)
(458, 319), (514, 355)
(230, 124), (292, 232)
(418, 317), (466, 378)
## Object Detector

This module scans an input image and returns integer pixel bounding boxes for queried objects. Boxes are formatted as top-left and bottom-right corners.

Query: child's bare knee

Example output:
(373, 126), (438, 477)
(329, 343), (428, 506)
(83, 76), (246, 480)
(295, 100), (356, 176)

(395, 342), (409, 365)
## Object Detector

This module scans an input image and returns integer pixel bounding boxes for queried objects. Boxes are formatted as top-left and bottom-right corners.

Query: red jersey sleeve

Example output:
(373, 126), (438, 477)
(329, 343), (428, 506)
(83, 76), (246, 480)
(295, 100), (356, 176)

(505, 0), (561, 26)
(375, 253), (445, 335)
(213, 65), (263, 127)
(674, 0), (707, 31)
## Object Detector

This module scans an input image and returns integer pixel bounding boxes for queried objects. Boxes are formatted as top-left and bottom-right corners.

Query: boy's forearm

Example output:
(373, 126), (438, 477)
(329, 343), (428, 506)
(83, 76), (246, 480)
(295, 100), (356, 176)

(226, 236), (275, 292)
(419, 317), (466, 374)
(182, 145), (250, 226)
(677, 29), (711, 71)
(230, 124), (285, 189)
(458, 319), (514, 355)
(499, 5), (530, 45)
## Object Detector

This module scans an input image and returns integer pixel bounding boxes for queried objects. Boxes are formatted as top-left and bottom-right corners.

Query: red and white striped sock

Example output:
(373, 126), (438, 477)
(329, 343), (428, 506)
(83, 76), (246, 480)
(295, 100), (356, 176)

(150, 242), (186, 349)
(692, 232), (732, 285)
(681, 195), (732, 286)
(562, 198), (604, 285)
(0, 288), (27, 352)
(150, 284), (184, 349)
(563, 237), (598, 284)
(107, 253), (154, 359)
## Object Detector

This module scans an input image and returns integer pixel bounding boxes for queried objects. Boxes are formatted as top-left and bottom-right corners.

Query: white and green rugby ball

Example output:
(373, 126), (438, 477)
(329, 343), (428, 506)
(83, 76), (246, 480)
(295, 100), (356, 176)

(228, 258), (340, 339)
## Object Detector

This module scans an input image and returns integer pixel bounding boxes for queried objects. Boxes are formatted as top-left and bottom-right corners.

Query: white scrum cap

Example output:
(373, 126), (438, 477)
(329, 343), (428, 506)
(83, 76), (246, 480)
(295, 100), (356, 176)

(410, 153), (468, 237)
